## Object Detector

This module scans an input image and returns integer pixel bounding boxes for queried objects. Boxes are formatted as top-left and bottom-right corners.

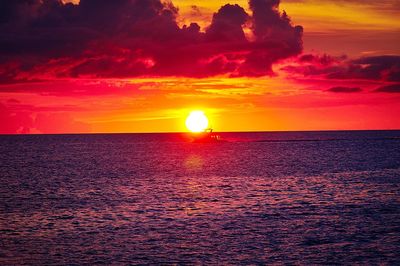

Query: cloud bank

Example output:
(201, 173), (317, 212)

(0, 0), (303, 82)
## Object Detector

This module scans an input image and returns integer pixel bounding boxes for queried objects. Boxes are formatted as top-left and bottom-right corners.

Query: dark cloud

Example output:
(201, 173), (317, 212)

(327, 56), (400, 82)
(0, 0), (303, 83)
(374, 84), (400, 93)
(206, 4), (249, 42)
(327, 86), (362, 93)
(239, 0), (303, 76)
(298, 54), (338, 65)
(283, 55), (400, 82)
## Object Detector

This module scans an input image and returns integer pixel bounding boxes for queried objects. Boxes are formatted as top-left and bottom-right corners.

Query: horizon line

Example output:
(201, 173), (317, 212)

(1, 128), (400, 136)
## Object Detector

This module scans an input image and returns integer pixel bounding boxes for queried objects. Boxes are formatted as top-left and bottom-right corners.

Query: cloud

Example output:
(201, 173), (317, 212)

(327, 86), (362, 93)
(0, 0), (303, 83)
(298, 54), (337, 65)
(327, 56), (400, 82)
(0, 79), (141, 97)
(374, 84), (400, 93)
(238, 0), (303, 76)
(282, 55), (400, 82)
(206, 4), (249, 42)
(0, 101), (90, 134)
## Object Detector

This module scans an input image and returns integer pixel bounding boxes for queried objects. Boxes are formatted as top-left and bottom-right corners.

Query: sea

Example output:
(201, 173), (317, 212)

(1, 130), (400, 265)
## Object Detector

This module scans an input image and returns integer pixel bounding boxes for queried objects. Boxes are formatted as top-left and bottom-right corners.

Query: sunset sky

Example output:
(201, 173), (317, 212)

(1, 0), (399, 134)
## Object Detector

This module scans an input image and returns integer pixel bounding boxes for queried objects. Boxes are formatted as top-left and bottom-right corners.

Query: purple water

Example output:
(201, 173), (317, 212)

(1, 131), (400, 264)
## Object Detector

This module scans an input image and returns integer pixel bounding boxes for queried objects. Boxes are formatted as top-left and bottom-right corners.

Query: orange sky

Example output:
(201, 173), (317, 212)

(1, 0), (399, 133)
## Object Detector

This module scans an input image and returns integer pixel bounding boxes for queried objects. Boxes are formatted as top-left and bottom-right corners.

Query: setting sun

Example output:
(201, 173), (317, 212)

(185, 111), (209, 133)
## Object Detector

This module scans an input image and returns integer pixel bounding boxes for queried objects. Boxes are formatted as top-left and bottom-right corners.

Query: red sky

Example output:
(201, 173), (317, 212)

(1, 0), (399, 134)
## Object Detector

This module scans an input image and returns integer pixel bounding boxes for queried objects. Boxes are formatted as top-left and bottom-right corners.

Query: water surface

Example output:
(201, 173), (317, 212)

(1, 131), (400, 264)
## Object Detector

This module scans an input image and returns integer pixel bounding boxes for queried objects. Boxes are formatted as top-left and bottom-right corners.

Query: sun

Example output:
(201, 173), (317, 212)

(186, 111), (209, 133)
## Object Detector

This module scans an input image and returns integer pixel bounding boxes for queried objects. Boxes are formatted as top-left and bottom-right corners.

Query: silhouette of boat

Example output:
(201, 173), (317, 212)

(191, 128), (223, 143)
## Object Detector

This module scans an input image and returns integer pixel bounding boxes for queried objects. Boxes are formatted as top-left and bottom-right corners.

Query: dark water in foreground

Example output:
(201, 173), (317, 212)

(1, 131), (400, 265)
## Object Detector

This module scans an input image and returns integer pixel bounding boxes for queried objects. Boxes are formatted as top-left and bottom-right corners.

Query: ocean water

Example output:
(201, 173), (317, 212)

(1, 131), (400, 264)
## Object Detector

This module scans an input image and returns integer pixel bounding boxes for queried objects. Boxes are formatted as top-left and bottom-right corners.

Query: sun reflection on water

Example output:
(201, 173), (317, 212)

(184, 154), (204, 172)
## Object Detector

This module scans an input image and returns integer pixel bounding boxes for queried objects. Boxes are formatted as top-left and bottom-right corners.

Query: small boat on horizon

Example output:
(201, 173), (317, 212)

(190, 128), (224, 143)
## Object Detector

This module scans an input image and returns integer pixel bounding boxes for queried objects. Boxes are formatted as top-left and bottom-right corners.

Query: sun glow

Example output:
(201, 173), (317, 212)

(185, 111), (209, 133)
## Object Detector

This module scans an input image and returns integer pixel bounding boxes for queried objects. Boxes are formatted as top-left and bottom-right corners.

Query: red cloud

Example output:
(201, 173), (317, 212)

(0, 102), (91, 134)
(0, 0), (303, 83)
(375, 84), (400, 93)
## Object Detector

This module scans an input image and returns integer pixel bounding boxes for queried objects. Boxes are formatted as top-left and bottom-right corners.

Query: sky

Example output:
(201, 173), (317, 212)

(0, 0), (399, 134)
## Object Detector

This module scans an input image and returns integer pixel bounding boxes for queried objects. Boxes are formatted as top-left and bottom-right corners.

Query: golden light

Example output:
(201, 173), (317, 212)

(185, 111), (209, 133)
